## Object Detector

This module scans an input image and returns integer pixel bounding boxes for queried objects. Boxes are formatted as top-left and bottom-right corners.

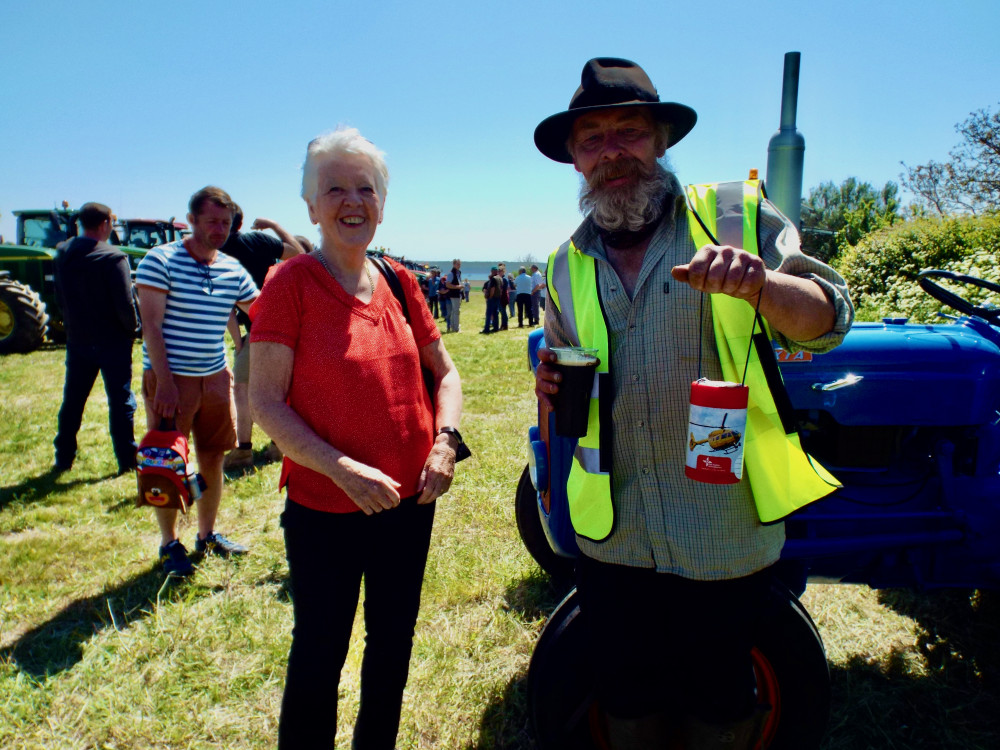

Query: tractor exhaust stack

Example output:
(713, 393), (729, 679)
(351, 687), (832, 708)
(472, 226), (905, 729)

(766, 51), (805, 228)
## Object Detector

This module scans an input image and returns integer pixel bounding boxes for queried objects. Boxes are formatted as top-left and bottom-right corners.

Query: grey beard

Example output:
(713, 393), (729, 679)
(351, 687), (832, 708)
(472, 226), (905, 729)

(579, 163), (672, 232)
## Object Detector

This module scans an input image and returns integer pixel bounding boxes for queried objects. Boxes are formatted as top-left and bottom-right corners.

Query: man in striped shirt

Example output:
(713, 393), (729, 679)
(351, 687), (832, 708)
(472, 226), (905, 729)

(136, 186), (259, 577)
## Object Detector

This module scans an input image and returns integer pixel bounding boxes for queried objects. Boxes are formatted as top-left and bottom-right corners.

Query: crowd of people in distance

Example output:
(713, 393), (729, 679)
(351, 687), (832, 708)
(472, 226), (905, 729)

(420, 260), (547, 334)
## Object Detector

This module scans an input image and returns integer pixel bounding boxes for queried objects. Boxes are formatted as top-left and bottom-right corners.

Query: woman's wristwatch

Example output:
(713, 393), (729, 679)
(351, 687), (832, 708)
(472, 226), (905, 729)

(436, 427), (471, 462)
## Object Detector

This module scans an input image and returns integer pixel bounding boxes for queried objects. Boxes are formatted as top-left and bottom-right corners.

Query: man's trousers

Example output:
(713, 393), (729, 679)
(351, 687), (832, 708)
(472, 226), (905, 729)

(54, 341), (136, 472)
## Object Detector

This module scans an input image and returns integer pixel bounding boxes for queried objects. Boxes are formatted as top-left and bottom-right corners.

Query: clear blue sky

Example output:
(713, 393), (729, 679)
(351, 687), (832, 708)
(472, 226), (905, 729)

(1, 0), (997, 262)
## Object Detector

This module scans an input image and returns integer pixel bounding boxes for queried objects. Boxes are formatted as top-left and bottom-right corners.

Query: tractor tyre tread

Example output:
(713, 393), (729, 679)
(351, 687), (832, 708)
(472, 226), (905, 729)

(0, 278), (49, 354)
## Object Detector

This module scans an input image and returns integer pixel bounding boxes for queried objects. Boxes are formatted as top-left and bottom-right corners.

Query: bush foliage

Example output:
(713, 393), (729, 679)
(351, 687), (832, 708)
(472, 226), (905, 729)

(801, 178), (902, 264)
(835, 213), (1000, 322)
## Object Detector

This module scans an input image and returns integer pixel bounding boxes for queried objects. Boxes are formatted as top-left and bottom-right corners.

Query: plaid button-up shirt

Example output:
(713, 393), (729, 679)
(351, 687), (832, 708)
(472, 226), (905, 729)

(544, 177), (854, 579)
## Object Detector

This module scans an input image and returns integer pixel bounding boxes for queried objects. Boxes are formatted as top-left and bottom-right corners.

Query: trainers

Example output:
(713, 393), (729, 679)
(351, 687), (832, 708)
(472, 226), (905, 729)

(223, 447), (254, 471)
(160, 540), (194, 577)
(195, 531), (248, 558)
(263, 440), (283, 463)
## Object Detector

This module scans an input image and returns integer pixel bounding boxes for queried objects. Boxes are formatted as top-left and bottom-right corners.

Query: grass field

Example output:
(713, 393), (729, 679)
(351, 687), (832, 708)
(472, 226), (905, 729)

(2, 294), (999, 749)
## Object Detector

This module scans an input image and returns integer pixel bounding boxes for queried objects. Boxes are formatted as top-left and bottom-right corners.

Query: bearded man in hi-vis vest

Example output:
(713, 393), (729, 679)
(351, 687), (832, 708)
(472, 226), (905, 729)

(533, 58), (854, 749)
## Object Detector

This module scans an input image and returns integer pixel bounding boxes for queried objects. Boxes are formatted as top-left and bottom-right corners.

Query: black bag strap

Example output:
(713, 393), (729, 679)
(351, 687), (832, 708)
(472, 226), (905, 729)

(370, 256), (434, 400)
(367, 257), (471, 462)
(158, 416), (178, 432)
(370, 256), (412, 325)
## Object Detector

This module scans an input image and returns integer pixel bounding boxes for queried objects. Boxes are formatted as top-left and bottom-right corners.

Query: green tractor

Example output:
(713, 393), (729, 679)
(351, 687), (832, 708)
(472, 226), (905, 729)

(114, 217), (189, 250)
(0, 206), (154, 354)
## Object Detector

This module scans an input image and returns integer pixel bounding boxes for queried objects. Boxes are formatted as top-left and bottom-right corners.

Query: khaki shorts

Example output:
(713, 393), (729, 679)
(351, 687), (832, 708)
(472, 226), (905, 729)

(232, 336), (250, 384)
(142, 368), (237, 453)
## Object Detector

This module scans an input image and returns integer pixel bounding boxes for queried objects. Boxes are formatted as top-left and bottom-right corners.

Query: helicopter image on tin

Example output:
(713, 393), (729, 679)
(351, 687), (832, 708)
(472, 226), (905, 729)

(688, 413), (743, 454)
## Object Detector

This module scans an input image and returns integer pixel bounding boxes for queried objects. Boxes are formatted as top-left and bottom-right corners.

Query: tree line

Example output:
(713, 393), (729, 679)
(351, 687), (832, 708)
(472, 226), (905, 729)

(799, 103), (999, 323)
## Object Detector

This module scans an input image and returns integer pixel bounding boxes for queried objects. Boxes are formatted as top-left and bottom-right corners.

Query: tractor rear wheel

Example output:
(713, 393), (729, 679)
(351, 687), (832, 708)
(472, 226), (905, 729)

(0, 278), (49, 354)
(527, 581), (830, 749)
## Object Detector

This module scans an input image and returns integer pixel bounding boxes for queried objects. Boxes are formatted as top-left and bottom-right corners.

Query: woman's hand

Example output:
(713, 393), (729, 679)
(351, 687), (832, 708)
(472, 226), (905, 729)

(336, 457), (402, 515)
(416, 434), (456, 504)
(418, 337), (462, 506)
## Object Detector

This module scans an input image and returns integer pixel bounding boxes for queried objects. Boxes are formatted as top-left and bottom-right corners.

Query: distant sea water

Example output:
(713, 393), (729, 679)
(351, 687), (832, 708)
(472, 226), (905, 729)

(407, 259), (546, 283)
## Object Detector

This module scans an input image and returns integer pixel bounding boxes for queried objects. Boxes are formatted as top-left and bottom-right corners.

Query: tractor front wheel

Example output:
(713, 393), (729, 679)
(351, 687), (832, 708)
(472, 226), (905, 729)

(515, 465), (576, 586)
(0, 277), (49, 354)
(527, 581), (830, 749)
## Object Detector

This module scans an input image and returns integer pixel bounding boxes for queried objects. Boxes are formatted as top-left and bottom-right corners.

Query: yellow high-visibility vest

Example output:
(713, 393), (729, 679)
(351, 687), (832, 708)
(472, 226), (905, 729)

(547, 242), (612, 539)
(547, 180), (838, 539)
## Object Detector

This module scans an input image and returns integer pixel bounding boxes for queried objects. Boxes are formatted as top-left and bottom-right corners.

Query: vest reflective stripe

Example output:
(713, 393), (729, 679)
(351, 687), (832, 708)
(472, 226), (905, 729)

(686, 180), (840, 522)
(548, 241), (613, 540)
(574, 444), (602, 473)
(715, 180), (748, 249)
(548, 242), (577, 344)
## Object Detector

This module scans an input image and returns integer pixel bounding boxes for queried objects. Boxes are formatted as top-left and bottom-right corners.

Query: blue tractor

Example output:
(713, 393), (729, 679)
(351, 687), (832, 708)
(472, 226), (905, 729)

(517, 271), (1000, 748)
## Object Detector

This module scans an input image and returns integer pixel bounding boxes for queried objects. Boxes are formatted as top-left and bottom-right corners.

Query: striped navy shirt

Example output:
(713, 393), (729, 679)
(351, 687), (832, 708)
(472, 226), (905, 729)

(136, 241), (258, 376)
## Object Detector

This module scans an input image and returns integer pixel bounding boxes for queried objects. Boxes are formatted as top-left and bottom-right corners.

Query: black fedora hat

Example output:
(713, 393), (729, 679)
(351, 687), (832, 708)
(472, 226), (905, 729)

(534, 57), (697, 164)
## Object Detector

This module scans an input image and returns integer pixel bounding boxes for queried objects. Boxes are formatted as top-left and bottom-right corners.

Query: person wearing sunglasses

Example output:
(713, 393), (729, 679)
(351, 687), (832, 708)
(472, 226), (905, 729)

(135, 186), (259, 578)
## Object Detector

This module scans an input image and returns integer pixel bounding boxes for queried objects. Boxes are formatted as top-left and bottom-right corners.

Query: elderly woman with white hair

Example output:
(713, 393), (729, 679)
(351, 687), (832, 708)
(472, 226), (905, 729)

(249, 126), (464, 749)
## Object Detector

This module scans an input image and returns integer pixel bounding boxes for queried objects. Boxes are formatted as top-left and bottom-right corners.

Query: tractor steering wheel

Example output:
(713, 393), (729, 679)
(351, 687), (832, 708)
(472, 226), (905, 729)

(918, 269), (1000, 325)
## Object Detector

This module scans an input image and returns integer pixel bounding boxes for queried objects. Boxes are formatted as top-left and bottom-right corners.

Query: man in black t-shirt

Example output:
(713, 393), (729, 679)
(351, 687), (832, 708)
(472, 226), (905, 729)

(496, 262), (510, 330)
(220, 209), (305, 470)
(480, 266), (504, 334)
(444, 258), (463, 333)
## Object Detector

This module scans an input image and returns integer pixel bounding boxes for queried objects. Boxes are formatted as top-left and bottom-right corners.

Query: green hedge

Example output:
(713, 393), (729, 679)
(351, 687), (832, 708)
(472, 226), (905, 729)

(834, 213), (1000, 323)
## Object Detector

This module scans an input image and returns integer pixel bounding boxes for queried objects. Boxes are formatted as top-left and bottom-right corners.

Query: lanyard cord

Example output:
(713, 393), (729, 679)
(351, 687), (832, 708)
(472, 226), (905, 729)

(696, 290), (761, 385)
(697, 293), (703, 379)
(686, 188), (762, 385)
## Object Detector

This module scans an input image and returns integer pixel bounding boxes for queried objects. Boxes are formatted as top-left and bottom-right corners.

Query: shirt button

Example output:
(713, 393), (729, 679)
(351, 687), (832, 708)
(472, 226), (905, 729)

(610, 287), (618, 293)
(642, 467), (650, 475)
(638, 420), (645, 427)
(629, 324), (636, 330)
(632, 374), (640, 382)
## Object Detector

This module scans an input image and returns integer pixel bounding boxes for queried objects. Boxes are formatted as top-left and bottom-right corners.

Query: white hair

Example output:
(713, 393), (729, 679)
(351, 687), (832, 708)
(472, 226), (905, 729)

(301, 127), (389, 203)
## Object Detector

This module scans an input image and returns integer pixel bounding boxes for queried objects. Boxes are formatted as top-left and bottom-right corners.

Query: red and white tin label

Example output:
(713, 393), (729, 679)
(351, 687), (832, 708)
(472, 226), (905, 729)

(686, 379), (749, 485)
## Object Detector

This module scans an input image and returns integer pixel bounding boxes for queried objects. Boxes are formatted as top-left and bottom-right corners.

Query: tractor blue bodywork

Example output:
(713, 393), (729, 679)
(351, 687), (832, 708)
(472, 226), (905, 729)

(525, 312), (1000, 595)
